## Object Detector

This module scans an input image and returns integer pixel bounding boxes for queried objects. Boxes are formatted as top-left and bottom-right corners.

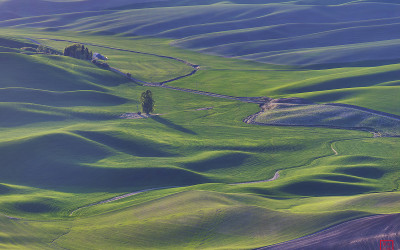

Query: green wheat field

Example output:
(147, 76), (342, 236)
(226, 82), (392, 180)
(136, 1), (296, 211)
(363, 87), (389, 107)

(0, 0), (399, 249)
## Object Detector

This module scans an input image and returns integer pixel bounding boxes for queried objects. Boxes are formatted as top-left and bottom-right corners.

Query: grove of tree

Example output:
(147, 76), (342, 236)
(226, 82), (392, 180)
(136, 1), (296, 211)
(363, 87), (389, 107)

(64, 43), (93, 60)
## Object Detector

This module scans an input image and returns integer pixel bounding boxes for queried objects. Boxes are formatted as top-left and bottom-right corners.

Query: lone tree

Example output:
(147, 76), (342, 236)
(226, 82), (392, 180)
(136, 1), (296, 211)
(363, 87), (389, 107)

(140, 90), (155, 114)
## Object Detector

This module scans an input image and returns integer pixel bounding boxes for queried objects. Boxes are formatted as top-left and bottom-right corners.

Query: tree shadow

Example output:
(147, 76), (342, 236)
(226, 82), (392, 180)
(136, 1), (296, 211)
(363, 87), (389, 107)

(151, 116), (197, 135)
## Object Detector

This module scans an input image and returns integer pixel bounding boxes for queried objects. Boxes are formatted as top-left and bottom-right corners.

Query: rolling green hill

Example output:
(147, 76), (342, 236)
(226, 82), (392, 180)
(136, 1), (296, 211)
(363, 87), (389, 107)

(2, 1), (400, 65)
(0, 0), (398, 248)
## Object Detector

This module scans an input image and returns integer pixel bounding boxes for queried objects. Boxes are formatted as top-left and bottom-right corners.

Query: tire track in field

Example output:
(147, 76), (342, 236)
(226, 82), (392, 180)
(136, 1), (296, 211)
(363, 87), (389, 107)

(257, 213), (400, 250)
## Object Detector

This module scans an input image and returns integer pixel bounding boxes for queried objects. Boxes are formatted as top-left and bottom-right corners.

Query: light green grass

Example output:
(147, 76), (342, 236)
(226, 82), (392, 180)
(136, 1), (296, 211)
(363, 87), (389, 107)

(0, 29), (398, 249)
(4, 28), (398, 116)
(36, 38), (195, 83)
(2, 0), (400, 66)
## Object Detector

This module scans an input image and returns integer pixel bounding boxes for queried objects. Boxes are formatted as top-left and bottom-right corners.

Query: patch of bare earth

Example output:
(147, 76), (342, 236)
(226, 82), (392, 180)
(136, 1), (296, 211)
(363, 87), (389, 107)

(119, 113), (162, 119)
(194, 107), (213, 111)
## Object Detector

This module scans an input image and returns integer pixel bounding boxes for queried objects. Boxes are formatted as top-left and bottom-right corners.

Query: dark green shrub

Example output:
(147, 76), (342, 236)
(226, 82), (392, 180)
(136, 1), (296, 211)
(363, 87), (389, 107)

(91, 59), (110, 69)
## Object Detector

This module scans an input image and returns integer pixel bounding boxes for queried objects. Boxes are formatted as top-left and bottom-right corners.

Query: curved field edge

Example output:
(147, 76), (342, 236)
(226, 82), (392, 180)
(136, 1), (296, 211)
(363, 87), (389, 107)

(11, 30), (400, 118)
(28, 37), (197, 84)
(0, 29), (398, 249)
(244, 98), (400, 137)
(2, 1), (400, 65)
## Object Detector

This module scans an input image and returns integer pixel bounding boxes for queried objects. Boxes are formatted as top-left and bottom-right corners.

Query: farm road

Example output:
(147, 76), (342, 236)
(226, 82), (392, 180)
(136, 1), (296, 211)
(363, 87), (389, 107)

(22, 38), (400, 250)
(27, 37), (199, 85)
(25, 37), (268, 104)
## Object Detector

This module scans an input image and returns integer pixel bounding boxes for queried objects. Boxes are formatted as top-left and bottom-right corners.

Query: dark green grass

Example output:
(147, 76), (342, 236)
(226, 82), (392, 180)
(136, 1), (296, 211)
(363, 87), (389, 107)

(0, 214), (69, 249)
(0, 29), (397, 249)
(36, 39), (195, 83)
(3, 1), (400, 66)
(0, 35), (34, 48)
(0, 88), (127, 107)
(0, 103), (68, 127)
(74, 130), (177, 157)
(280, 180), (374, 196)
(0, 184), (11, 194)
(183, 151), (251, 172)
(56, 190), (370, 250)
(336, 166), (386, 179)
(0, 52), (124, 91)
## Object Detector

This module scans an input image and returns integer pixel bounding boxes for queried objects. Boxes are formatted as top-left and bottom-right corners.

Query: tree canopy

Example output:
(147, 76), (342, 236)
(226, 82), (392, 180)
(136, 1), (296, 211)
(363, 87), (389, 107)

(140, 90), (155, 114)
(64, 43), (92, 60)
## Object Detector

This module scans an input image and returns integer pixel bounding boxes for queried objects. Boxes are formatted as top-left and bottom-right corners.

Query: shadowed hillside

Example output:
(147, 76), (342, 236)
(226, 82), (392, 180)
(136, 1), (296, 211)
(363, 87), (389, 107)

(0, 1), (399, 248)
(0, 0), (157, 19)
(2, 1), (400, 65)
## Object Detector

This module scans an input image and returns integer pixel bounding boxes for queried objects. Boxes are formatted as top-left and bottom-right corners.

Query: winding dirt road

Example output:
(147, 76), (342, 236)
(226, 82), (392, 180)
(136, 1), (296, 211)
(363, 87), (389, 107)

(231, 170), (280, 185)
(69, 186), (177, 216)
(27, 37), (200, 85)
(25, 37), (270, 104)
(330, 143), (338, 155)
(69, 170), (283, 216)
(22, 37), (400, 249)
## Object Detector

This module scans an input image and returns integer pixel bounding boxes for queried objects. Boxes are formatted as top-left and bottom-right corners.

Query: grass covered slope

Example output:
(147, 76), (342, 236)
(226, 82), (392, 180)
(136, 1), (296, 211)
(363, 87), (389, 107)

(46, 136), (400, 249)
(32, 38), (195, 83)
(2, 1), (400, 65)
(56, 191), (369, 250)
(0, 0), (154, 19)
(252, 102), (400, 136)
(0, 27), (398, 250)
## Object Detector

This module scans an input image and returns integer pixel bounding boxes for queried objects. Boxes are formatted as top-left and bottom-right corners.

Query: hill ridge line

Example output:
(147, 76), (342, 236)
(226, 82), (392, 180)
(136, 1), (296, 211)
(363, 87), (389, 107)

(24, 37), (400, 133)
(25, 37), (400, 134)
(68, 169), (283, 216)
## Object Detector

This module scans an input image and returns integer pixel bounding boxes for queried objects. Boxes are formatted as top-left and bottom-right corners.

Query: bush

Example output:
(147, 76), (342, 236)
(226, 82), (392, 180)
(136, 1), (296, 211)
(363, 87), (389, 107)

(20, 47), (37, 52)
(91, 59), (110, 69)
(36, 45), (61, 55)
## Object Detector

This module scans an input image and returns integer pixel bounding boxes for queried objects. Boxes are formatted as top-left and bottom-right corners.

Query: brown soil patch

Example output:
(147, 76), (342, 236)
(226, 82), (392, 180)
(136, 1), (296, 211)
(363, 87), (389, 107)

(119, 113), (162, 119)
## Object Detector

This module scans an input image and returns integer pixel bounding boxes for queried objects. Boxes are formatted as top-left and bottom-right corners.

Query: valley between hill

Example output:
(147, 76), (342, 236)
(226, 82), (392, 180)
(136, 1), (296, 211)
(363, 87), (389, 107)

(28, 36), (400, 138)
(0, 1), (399, 249)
